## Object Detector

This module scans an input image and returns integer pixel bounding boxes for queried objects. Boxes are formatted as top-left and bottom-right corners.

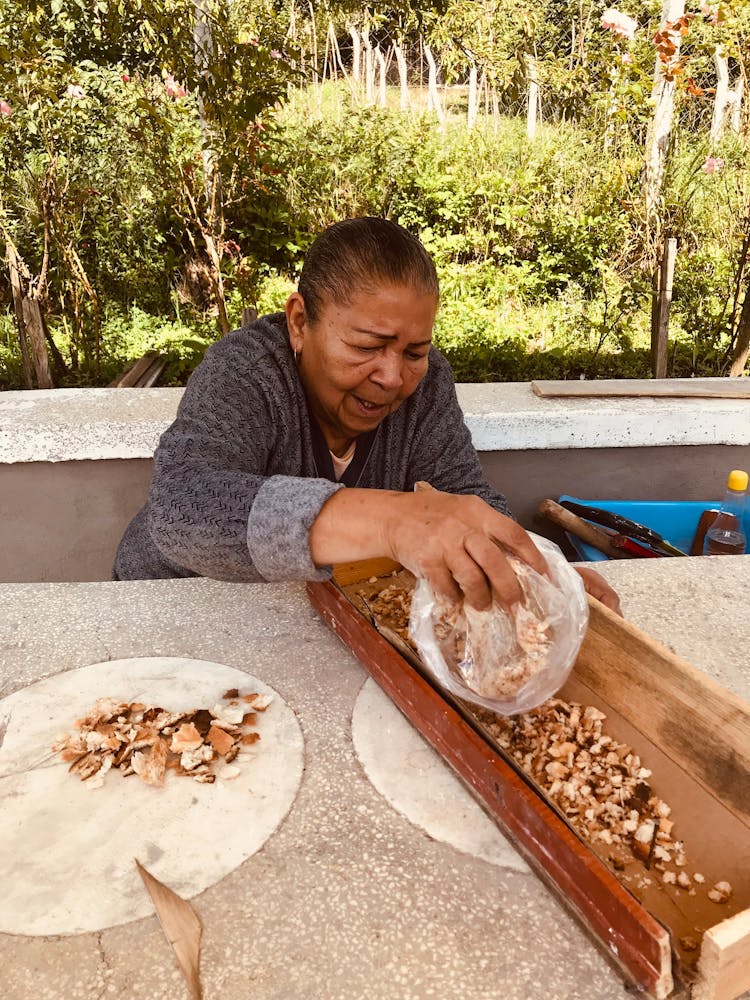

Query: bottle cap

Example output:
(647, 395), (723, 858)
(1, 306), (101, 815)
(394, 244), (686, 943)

(727, 469), (749, 492)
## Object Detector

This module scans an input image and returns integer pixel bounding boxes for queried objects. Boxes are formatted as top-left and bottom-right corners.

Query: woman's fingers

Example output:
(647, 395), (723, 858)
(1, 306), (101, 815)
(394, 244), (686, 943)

(424, 546), (492, 609)
(487, 515), (548, 578)
(463, 531), (523, 609)
(424, 534), (527, 611)
(575, 567), (623, 616)
(427, 564), (464, 606)
(385, 491), (550, 609)
(446, 545), (494, 610)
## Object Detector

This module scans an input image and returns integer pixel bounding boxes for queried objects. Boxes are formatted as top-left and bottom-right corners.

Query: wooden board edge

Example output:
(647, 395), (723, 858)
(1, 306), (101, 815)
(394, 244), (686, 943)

(308, 579), (676, 999)
(693, 906), (750, 1000)
(530, 379), (750, 399)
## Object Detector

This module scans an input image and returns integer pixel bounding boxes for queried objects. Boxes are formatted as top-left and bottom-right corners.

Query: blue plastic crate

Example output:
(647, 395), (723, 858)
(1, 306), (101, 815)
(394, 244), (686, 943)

(557, 496), (750, 561)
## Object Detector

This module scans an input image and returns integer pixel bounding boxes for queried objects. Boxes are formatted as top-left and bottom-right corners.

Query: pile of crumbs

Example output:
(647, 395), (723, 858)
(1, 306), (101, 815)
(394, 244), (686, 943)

(365, 584), (414, 644)
(359, 581), (734, 921)
(52, 687), (271, 788)
(475, 697), (732, 918)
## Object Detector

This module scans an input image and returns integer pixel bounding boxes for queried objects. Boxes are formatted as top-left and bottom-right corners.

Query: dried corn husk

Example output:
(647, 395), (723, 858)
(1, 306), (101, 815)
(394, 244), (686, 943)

(135, 860), (203, 1000)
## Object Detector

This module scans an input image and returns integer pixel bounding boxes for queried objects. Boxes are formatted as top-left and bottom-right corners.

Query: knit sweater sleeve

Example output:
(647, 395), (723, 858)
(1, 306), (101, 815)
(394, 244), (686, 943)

(146, 333), (343, 582)
(404, 350), (512, 518)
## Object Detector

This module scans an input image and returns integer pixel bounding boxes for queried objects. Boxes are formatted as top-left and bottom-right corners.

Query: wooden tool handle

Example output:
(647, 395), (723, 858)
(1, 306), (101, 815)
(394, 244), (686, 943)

(537, 499), (627, 560)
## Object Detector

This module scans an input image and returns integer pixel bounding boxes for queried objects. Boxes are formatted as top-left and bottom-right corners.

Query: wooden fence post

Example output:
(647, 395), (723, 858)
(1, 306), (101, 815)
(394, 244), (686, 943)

(375, 46), (387, 108)
(711, 47), (730, 147)
(328, 22), (358, 104)
(361, 30), (374, 104)
(349, 26), (361, 84)
(6, 242), (34, 389)
(651, 237), (677, 378)
(7, 242), (53, 389)
(730, 76), (744, 133)
(526, 53), (539, 140)
(646, 1), (684, 375)
(730, 270), (750, 376)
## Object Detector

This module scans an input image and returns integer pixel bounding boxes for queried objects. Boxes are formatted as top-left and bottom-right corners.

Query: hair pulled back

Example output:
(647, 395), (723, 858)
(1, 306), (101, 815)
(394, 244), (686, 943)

(298, 217), (439, 323)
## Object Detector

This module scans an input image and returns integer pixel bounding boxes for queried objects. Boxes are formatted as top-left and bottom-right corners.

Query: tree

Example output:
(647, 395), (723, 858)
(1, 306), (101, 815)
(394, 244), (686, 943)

(0, 0), (293, 382)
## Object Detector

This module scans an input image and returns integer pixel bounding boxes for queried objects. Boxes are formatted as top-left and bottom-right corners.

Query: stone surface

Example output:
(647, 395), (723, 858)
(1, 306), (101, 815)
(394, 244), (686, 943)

(458, 382), (750, 451)
(582, 555), (750, 702)
(0, 388), (180, 462)
(0, 563), (749, 999)
(2, 383), (749, 463)
(0, 656), (302, 935)
(0, 578), (635, 1000)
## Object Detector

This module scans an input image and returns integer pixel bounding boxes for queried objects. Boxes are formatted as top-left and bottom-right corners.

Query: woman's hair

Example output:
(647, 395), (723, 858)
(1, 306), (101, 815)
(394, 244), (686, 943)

(298, 217), (439, 322)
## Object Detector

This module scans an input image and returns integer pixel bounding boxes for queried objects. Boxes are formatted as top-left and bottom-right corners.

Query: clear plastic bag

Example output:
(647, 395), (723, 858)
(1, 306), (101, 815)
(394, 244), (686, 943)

(407, 533), (589, 715)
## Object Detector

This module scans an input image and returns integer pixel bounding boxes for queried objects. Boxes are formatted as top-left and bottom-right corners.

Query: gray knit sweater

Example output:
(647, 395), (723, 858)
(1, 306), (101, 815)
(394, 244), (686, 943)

(114, 312), (510, 581)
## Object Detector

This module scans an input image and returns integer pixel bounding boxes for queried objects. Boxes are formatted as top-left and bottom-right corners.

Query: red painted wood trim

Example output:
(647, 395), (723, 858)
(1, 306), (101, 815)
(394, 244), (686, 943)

(308, 580), (675, 999)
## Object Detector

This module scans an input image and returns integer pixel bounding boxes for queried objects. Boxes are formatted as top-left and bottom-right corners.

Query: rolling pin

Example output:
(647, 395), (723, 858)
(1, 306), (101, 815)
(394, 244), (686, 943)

(537, 499), (629, 560)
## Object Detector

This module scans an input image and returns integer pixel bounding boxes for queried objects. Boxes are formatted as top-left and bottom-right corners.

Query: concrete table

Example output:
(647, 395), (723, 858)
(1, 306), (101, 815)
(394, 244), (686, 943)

(1, 557), (749, 1000)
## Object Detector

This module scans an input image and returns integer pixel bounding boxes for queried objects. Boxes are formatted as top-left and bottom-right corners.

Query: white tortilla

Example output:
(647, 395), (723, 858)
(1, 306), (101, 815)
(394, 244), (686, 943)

(0, 657), (303, 935)
(351, 679), (528, 872)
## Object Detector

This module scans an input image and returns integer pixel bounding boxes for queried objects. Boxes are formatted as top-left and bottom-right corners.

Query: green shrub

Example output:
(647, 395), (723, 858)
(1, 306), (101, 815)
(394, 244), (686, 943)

(0, 312), (24, 390)
(2, 85), (747, 385)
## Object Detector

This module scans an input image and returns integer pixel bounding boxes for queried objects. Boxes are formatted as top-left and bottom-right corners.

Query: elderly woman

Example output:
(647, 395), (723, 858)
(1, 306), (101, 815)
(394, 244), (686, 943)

(115, 217), (618, 613)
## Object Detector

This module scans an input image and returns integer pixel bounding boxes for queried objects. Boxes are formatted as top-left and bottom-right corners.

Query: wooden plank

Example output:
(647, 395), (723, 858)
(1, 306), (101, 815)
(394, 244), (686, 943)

(531, 378), (750, 399)
(307, 579), (675, 1000)
(137, 356), (168, 388)
(344, 567), (750, 979)
(575, 597), (750, 826)
(6, 241), (34, 389)
(694, 908), (750, 1000)
(109, 351), (167, 388)
(558, 669), (750, 979)
(652, 238), (677, 379)
(313, 564), (750, 999)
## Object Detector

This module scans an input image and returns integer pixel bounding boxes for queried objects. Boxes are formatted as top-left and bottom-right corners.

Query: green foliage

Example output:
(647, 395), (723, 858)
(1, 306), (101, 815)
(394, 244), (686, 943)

(92, 305), (219, 385)
(0, 310), (24, 389)
(1, 1), (749, 387)
(0, 0), (293, 378)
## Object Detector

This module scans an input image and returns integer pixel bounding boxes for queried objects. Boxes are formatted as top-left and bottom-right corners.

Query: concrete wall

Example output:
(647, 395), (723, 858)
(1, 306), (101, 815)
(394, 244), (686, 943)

(2, 443), (748, 582)
(1, 459), (153, 583)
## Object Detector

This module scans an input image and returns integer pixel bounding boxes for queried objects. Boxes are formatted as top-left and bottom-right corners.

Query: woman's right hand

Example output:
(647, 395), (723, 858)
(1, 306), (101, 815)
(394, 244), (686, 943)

(381, 489), (548, 610)
(310, 486), (548, 609)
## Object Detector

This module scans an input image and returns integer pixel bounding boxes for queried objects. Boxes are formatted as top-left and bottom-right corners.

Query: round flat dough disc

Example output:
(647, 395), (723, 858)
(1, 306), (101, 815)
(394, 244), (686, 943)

(352, 679), (528, 872)
(0, 657), (303, 935)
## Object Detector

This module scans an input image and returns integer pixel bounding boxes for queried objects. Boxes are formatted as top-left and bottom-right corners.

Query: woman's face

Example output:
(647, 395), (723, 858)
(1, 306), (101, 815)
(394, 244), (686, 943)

(286, 283), (438, 453)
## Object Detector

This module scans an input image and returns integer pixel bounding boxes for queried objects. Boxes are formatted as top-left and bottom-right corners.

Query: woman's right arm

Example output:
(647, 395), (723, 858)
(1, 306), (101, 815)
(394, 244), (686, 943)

(309, 486), (548, 609)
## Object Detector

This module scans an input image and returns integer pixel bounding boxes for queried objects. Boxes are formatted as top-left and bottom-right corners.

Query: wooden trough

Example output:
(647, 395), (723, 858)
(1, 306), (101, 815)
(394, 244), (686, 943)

(307, 559), (750, 1000)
